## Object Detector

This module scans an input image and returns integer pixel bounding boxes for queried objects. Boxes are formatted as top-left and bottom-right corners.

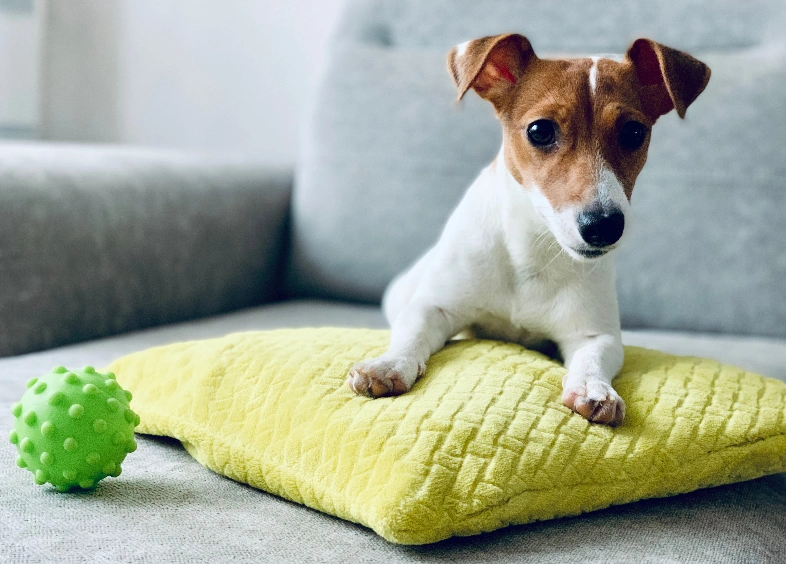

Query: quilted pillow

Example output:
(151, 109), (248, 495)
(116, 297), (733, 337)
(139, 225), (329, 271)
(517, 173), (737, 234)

(108, 328), (786, 544)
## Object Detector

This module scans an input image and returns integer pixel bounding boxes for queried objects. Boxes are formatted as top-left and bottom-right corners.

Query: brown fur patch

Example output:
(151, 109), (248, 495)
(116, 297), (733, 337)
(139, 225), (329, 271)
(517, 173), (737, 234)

(501, 56), (652, 209)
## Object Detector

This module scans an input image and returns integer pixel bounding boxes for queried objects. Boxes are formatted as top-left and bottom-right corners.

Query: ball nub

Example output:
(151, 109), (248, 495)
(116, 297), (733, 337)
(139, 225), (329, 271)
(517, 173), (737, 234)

(48, 391), (66, 406)
(64, 372), (80, 385)
(41, 421), (55, 437)
(20, 437), (34, 453)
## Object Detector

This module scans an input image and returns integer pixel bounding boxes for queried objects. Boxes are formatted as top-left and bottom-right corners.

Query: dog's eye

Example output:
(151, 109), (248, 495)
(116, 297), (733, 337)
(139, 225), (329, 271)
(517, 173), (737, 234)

(526, 120), (557, 147)
(619, 121), (647, 150)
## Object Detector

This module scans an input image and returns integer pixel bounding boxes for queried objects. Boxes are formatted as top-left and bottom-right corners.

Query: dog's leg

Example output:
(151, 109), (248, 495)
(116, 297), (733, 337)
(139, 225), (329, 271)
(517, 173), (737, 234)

(348, 301), (464, 398)
(560, 335), (626, 426)
(382, 248), (435, 325)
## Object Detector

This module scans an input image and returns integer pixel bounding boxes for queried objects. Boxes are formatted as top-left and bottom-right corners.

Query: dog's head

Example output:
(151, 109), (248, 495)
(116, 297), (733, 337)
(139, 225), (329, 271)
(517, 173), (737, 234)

(448, 35), (710, 260)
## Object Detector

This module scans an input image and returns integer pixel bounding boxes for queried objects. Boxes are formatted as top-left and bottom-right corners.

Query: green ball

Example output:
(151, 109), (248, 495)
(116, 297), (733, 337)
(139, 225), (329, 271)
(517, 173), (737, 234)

(8, 366), (140, 492)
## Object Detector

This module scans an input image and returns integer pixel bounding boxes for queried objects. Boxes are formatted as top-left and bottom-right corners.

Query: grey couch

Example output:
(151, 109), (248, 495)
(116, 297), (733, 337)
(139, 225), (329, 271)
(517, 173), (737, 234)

(3, 1), (786, 562)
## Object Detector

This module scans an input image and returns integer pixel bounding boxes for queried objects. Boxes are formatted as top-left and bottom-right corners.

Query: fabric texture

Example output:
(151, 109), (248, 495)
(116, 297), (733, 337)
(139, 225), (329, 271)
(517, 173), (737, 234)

(287, 0), (786, 340)
(0, 142), (292, 358)
(107, 327), (786, 544)
(3, 301), (786, 562)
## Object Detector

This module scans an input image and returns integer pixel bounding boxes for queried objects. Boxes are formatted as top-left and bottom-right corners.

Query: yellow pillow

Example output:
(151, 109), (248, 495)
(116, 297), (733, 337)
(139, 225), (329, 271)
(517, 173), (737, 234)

(109, 328), (786, 544)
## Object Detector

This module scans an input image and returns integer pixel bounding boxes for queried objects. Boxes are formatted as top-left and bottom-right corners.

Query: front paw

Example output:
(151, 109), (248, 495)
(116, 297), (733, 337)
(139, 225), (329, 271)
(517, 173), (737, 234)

(347, 356), (425, 398)
(562, 379), (626, 427)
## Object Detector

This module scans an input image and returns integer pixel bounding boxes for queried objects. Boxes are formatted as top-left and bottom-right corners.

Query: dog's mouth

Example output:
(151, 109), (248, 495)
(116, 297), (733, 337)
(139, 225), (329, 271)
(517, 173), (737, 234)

(572, 246), (610, 259)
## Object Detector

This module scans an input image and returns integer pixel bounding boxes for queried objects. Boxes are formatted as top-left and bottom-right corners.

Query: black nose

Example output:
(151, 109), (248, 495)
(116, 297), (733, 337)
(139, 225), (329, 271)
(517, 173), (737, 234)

(577, 208), (625, 248)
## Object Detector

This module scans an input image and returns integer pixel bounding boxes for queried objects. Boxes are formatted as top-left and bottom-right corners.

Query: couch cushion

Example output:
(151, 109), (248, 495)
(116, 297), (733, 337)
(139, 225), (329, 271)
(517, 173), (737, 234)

(335, 0), (784, 52)
(2, 300), (785, 560)
(0, 142), (292, 357)
(287, 0), (786, 340)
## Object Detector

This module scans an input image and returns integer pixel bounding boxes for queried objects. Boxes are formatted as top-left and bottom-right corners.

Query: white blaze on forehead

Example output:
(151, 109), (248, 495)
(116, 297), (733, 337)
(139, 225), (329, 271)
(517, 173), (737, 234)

(589, 56), (600, 95)
(587, 54), (624, 97)
(456, 40), (470, 57)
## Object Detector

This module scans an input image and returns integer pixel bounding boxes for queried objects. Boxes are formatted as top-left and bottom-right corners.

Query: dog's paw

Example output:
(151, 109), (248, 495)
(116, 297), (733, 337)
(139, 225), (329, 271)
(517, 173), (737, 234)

(562, 379), (626, 427)
(346, 356), (425, 398)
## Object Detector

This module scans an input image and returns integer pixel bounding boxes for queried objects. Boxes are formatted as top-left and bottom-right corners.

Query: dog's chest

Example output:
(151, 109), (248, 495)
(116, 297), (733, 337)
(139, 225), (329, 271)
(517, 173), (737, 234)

(472, 264), (575, 343)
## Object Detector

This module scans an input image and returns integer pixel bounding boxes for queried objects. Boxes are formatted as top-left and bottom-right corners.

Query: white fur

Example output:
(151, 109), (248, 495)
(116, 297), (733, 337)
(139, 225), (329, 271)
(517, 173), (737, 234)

(350, 143), (626, 423)
(588, 54), (624, 95)
(597, 164), (630, 215)
(589, 56), (600, 94)
(456, 41), (470, 57)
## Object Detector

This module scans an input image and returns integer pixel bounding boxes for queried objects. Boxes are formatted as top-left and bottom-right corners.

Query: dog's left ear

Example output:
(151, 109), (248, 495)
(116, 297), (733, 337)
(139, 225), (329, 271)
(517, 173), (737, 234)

(626, 39), (711, 120)
(447, 34), (537, 107)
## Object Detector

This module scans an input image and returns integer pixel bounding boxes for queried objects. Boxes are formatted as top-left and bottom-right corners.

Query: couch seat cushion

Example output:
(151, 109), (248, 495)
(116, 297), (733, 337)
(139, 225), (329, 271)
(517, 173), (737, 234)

(3, 300), (786, 561)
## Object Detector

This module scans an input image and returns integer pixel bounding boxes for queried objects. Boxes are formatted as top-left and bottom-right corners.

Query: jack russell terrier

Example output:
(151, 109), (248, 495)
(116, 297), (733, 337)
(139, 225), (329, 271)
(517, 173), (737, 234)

(347, 34), (710, 427)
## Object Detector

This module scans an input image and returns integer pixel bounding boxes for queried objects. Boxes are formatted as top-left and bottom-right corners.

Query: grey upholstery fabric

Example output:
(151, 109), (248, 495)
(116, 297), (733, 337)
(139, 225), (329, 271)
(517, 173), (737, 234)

(336, 0), (784, 52)
(2, 300), (785, 563)
(0, 142), (292, 357)
(288, 0), (786, 339)
(615, 44), (786, 337)
(622, 328), (786, 383)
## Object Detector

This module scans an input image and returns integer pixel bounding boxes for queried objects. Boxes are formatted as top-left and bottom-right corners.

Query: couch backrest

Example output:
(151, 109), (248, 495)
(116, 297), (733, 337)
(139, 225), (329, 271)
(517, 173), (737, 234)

(0, 143), (291, 357)
(287, 0), (786, 338)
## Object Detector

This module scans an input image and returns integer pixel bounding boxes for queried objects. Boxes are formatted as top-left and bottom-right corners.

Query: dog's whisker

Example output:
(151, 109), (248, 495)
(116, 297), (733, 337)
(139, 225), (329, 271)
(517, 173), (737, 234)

(533, 229), (550, 247)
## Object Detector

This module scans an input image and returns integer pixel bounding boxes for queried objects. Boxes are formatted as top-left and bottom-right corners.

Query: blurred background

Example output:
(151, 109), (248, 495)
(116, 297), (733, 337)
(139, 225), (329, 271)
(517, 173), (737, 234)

(0, 0), (347, 167)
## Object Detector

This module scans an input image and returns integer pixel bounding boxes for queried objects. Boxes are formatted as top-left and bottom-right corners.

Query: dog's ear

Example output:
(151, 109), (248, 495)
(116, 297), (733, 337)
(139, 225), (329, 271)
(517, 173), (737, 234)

(447, 34), (537, 106)
(626, 38), (711, 120)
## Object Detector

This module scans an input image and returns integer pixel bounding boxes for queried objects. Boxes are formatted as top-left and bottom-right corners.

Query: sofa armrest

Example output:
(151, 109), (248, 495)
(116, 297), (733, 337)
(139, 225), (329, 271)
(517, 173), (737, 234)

(0, 142), (292, 357)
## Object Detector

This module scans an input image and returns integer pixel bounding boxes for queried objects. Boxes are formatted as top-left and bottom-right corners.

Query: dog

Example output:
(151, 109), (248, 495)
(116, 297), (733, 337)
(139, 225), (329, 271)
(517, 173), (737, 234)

(346, 34), (710, 427)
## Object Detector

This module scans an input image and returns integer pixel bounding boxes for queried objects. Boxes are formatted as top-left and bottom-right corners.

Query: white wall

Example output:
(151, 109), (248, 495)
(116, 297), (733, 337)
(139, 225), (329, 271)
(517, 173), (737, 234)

(40, 0), (347, 167)
(0, 0), (43, 138)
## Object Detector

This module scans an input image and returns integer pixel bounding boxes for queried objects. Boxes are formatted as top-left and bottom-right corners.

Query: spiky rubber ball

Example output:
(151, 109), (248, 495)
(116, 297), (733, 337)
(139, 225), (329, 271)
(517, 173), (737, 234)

(8, 366), (140, 491)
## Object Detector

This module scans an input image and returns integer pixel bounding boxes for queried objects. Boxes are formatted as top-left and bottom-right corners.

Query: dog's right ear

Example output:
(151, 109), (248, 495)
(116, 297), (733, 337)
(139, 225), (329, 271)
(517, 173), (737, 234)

(447, 34), (537, 106)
